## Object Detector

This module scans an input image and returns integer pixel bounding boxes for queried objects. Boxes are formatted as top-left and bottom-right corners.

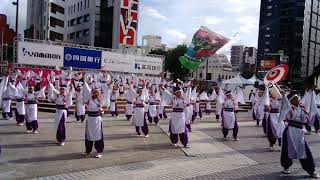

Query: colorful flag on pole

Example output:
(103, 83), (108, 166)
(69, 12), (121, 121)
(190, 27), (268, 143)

(179, 26), (230, 70)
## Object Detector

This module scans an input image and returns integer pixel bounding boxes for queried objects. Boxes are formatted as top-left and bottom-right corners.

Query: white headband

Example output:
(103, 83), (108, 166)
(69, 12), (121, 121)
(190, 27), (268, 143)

(288, 94), (298, 102)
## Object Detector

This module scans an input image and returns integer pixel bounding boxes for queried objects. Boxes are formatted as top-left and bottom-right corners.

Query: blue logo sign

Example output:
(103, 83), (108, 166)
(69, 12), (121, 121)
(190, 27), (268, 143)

(64, 47), (102, 69)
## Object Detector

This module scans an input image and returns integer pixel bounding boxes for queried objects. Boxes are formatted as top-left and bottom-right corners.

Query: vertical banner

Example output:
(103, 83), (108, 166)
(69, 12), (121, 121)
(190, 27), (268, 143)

(119, 0), (139, 46)
(63, 47), (102, 69)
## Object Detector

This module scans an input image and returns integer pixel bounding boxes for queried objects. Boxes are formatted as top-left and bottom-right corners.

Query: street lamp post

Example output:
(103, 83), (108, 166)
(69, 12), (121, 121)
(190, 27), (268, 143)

(12, 0), (19, 37)
(1, 28), (4, 63)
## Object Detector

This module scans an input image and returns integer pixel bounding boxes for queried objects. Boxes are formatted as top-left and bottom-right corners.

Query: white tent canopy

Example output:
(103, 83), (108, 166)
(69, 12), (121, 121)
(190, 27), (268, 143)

(221, 74), (264, 85)
(221, 74), (243, 85)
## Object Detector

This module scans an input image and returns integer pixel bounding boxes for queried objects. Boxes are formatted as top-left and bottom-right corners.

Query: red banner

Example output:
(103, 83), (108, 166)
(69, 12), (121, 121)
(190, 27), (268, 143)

(119, 0), (139, 46)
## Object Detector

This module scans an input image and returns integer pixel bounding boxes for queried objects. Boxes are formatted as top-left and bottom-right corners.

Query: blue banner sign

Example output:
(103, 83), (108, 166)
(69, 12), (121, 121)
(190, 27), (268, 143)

(64, 47), (102, 69)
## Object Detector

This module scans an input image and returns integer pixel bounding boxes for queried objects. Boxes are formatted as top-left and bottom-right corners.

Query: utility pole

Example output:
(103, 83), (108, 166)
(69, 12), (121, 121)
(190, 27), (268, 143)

(13, 0), (19, 37)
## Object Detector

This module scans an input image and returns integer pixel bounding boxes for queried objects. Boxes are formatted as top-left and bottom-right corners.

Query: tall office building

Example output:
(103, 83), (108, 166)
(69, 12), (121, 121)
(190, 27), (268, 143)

(25, 0), (65, 41)
(257, 0), (320, 83)
(230, 45), (256, 72)
(25, 0), (139, 49)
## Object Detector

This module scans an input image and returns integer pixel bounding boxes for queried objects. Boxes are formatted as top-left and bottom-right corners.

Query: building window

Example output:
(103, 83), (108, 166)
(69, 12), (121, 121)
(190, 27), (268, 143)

(70, 32), (75, 39)
(267, 13), (272, 16)
(265, 41), (270, 45)
(50, 17), (64, 28)
(50, 2), (65, 14)
(77, 16), (83, 24)
(266, 27), (270, 30)
(83, 14), (90, 22)
(87, 0), (90, 8)
(83, 29), (89, 37)
(76, 31), (82, 38)
(264, 48), (270, 52)
(265, 34), (271, 37)
(80, 1), (83, 10)
(78, 2), (80, 12)
(199, 73), (202, 78)
(267, 6), (272, 9)
(84, 0), (86, 9)
(49, 31), (63, 41)
(74, 4), (76, 13)
(70, 19), (76, 26)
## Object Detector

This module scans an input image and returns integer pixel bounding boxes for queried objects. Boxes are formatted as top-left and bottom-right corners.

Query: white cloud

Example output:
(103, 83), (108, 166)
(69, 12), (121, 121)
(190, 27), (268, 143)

(163, 29), (188, 47)
(141, 7), (169, 21)
(204, 17), (222, 25)
(236, 16), (259, 33)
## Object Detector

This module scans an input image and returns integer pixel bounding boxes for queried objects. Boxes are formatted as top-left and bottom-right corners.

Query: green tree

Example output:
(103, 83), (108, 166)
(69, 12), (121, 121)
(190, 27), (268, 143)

(241, 68), (255, 79)
(150, 44), (190, 81)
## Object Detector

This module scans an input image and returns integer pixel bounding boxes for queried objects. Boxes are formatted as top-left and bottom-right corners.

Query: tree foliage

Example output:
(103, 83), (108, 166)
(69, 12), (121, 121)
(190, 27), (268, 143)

(241, 69), (254, 79)
(150, 44), (190, 81)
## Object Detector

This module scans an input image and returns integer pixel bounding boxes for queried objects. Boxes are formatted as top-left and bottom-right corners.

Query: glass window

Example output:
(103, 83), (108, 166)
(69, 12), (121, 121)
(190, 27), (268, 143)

(83, 29), (89, 36)
(77, 16), (82, 24)
(76, 31), (82, 38)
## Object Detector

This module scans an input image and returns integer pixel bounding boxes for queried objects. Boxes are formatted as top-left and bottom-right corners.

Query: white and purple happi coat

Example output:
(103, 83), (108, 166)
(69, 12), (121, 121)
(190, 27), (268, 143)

(195, 96), (201, 113)
(75, 91), (86, 116)
(148, 95), (158, 118)
(205, 99), (211, 111)
(14, 84), (26, 116)
(85, 98), (103, 141)
(222, 98), (236, 129)
(125, 91), (134, 116)
(254, 96), (265, 120)
(2, 83), (14, 113)
(110, 94), (117, 112)
(284, 106), (308, 159)
(269, 98), (285, 138)
(25, 93), (38, 122)
(171, 96), (186, 134)
(133, 95), (145, 127)
(54, 94), (68, 132)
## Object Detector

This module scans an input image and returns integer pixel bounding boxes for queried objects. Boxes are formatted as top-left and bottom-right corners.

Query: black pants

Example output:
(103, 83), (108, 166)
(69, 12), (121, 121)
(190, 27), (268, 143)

(306, 118), (320, 133)
(15, 109), (25, 124)
(26, 120), (38, 131)
(222, 120), (239, 138)
(267, 117), (281, 147)
(148, 114), (159, 124)
(136, 118), (149, 136)
(85, 139), (104, 153)
(281, 127), (315, 174)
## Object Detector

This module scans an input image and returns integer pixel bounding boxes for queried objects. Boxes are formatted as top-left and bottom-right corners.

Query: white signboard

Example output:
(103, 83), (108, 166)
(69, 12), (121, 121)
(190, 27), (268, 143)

(102, 51), (163, 75)
(17, 41), (64, 67)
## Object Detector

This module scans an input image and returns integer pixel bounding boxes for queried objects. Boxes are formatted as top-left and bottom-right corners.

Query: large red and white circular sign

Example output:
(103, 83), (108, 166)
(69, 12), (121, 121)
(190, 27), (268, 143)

(264, 64), (289, 84)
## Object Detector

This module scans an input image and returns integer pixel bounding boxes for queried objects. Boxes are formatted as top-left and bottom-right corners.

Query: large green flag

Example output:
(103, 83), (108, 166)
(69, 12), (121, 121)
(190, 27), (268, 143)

(179, 26), (230, 70)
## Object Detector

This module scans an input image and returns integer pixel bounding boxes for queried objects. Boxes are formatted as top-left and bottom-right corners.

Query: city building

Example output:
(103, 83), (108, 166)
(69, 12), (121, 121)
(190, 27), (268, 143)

(193, 54), (238, 82)
(230, 45), (245, 72)
(25, 0), (65, 41)
(257, 0), (320, 84)
(0, 14), (15, 62)
(141, 35), (167, 54)
(25, 0), (139, 49)
(230, 45), (257, 72)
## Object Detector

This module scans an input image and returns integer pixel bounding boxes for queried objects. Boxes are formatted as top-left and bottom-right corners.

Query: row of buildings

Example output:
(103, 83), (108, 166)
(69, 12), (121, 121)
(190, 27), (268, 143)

(193, 45), (257, 81)
(6, 0), (320, 86)
(25, 0), (139, 50)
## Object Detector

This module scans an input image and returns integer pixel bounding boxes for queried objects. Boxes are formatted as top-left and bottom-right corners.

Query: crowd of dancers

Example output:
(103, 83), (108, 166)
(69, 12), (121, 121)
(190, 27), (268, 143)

(0, 68), (319, 178)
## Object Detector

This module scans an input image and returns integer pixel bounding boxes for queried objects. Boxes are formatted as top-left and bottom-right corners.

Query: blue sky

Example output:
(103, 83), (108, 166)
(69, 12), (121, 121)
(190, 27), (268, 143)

(0, 0), (261, 55)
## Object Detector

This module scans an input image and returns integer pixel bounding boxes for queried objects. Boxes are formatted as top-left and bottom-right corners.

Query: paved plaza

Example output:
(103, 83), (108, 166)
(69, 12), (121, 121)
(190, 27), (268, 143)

(0, 111), (320, 180)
